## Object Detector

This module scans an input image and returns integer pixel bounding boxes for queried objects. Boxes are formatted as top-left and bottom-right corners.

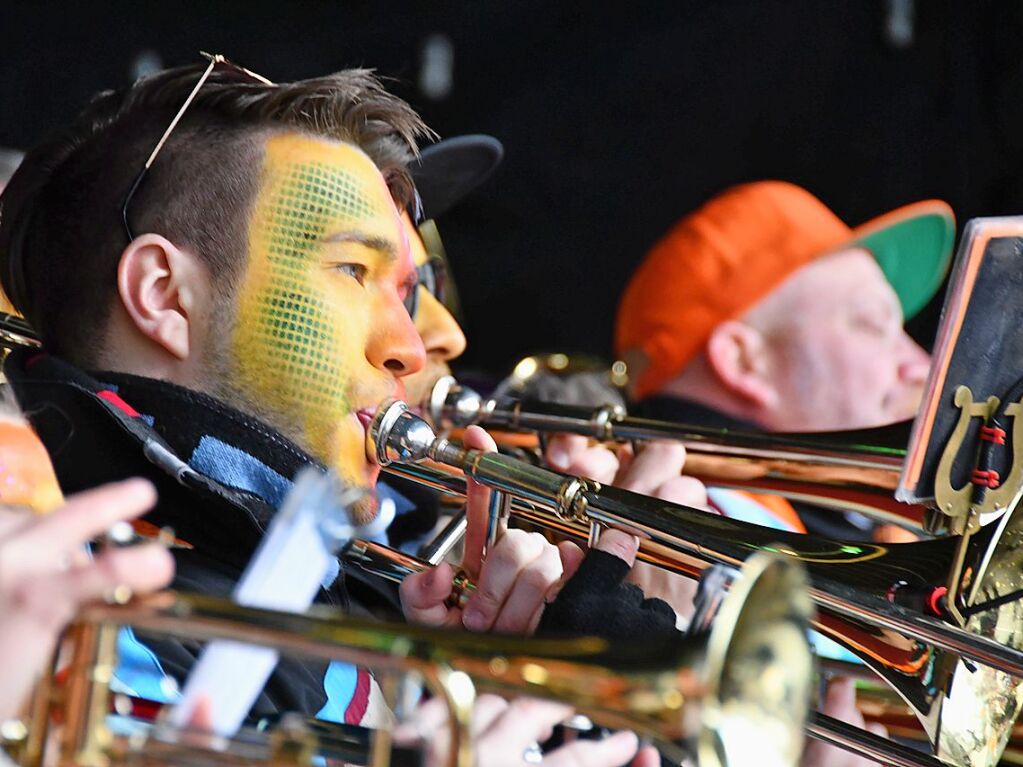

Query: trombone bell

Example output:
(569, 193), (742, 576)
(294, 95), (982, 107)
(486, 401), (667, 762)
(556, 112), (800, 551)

(23, 554), (812, 767)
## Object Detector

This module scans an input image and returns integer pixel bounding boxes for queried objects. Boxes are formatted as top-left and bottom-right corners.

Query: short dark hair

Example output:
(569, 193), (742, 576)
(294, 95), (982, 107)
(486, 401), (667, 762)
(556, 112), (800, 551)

(0, 61), (430, 364)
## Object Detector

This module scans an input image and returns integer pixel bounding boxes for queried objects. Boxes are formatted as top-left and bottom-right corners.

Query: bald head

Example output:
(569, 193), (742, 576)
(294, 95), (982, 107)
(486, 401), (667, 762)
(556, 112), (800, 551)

(663, 248), (931, 431)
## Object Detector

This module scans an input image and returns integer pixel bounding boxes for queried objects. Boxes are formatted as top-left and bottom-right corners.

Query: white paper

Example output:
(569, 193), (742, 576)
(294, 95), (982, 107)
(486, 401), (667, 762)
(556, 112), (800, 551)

(170, 468), (360, 735)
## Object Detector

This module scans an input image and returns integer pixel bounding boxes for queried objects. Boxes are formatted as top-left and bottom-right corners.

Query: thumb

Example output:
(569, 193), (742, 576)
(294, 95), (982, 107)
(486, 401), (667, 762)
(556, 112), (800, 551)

(400, 563), (459, 627)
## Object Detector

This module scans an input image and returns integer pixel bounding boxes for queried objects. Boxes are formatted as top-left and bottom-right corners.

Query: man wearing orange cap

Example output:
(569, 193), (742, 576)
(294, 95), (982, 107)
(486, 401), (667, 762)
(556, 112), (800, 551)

(611, 181), (955, 767)
(616, 181), (954, 436)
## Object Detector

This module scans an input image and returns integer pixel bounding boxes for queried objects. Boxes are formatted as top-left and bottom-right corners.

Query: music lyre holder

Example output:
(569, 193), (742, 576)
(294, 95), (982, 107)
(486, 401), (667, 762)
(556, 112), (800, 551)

(900, 220), (1023, 629)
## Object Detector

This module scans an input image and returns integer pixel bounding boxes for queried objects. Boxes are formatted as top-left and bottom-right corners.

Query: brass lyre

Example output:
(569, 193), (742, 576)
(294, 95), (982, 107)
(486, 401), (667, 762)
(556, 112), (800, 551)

(932, 385), (1023, 624)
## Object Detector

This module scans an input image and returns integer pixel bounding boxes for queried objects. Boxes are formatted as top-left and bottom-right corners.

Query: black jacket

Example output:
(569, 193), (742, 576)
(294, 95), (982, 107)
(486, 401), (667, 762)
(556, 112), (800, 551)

(5, 348), (378, 724)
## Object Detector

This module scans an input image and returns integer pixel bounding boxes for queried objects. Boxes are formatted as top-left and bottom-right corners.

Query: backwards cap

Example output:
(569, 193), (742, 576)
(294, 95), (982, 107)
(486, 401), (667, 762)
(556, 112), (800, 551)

(615, 181), (955, 400)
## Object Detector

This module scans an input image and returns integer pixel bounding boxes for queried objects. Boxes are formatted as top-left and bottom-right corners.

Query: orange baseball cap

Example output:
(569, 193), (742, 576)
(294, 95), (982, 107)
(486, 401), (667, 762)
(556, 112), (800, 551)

(615, 181), (955, 400)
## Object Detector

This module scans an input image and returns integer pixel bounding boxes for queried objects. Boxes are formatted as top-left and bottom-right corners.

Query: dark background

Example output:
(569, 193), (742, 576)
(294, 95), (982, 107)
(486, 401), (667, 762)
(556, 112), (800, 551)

(3, 1), (1023, 379)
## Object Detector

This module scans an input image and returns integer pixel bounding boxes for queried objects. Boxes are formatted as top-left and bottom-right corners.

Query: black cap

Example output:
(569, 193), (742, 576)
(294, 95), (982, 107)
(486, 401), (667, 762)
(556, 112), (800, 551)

(410, 135), (504, 219)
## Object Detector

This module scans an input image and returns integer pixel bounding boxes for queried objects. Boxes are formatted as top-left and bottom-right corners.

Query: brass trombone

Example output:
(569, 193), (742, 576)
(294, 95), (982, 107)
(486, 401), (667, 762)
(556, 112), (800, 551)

(0, 317), (1013, 766)
(427, 376), (924, 530)
(369, 398), (1023, 767)
(17, 554), (812, 767)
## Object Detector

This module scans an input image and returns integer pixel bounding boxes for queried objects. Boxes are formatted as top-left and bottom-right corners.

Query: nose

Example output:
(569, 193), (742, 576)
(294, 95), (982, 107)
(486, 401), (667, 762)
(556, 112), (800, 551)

(368, 292), (426, 378)
(897, 333), (931, 387)
(416, 290), (467, 363)
(889, 332), (931, 419)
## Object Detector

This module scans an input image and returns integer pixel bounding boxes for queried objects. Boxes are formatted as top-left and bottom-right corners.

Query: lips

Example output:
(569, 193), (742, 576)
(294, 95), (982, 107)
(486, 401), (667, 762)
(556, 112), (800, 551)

(355, 409), (375, 430)
(355, 382), (411, 436)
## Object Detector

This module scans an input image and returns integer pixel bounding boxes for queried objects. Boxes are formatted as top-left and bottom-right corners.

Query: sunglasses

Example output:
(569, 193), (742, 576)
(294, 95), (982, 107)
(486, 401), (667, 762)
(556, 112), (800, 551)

(121, 53), (274, 243)
(123, 53), (439, 322)
(403, 254), (448, 320)
(123, 54), (452, 326)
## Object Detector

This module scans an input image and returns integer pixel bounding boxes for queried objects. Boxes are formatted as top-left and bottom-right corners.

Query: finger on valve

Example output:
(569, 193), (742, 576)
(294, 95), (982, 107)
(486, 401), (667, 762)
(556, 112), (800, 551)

(462, 529), (552, 633)
(545, 433), (620, 484)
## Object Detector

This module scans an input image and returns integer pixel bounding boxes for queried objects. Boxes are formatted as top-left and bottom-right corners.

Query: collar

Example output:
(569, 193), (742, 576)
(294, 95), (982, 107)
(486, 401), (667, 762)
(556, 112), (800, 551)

(4, 349), (313, 569)
(96, 370), (319, 511)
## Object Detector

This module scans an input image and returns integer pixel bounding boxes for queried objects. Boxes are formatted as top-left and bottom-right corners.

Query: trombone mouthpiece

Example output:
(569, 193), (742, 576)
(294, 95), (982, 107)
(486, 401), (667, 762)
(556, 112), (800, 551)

(427, 375), (485, 428)
(368, 400), (438, 466)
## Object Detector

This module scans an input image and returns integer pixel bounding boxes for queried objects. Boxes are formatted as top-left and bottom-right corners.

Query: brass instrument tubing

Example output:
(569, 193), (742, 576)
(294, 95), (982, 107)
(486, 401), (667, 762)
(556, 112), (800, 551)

(430, 381), (926, 529)
(65, 589), (786, 767)
(450, 399), (904, 474)
(485, 490), (511, 554)
(805, 587), (1023, 677)
(808, 712), (945, 767)
(417, 508), (467, 565)
(380, 462), (1023, 676)
(344, 539), (475, 608)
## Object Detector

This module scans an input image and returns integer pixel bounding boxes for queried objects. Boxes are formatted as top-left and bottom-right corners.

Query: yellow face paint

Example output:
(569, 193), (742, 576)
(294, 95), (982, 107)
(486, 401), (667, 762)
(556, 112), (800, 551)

(230, 134), (421, 514)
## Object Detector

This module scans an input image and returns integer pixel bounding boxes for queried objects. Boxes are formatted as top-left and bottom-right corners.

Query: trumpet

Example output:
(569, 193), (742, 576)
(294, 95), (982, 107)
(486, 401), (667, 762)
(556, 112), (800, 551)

(427, 376), (924, 530)
(368, 398), (1023, 767)
(17, 554), (812, 767)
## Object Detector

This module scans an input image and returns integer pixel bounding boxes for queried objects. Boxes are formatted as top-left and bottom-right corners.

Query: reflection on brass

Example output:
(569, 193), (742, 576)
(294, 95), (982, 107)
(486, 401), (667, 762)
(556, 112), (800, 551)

(369, 398), (1023, 767)
(933, 497), (1023, 767)
(428, 376), (924, 531)
(26, 554), (811, 767)
(0, 313), (40, 384)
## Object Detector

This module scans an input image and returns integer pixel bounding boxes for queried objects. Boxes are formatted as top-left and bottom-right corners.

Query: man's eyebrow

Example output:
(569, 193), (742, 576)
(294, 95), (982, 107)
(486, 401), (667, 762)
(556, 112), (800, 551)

(322, 231), (397, 261)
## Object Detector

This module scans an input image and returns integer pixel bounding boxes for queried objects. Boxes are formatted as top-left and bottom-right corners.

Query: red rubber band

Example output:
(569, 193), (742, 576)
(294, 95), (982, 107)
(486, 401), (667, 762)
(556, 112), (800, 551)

(980, 426), (1006, 445)
(927, 586), (948, 617)
(972, 469), (1001, 488)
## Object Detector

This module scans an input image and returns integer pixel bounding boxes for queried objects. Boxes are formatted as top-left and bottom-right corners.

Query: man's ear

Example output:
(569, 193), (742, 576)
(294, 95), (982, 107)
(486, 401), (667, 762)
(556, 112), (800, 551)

(704, 320), (779, 410)
(117, 234), (204, 361)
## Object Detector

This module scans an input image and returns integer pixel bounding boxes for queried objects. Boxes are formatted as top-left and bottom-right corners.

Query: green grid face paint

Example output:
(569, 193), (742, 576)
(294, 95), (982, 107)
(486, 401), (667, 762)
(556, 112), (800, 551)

(230, 134), (415, 502)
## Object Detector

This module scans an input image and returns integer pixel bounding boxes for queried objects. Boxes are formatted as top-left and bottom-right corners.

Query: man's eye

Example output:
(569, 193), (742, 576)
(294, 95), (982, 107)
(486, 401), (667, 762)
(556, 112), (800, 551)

(332, 263), (367, 285)
(850, 315), (887, 336)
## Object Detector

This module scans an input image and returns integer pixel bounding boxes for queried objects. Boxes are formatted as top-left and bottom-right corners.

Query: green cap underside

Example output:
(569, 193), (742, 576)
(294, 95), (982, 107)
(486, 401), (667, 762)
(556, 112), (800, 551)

(852, 212), (956, 320)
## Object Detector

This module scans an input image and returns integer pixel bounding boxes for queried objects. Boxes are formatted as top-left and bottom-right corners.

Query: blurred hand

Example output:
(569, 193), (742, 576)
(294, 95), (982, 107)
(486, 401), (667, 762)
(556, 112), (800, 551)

(394, 694), (659, 767)
(545, 435), (708, 507)
(801, 677), (887, 767)
(546, 435), (706, 623)
(0, 479), (174, 721)
(401, 426), (584, 635)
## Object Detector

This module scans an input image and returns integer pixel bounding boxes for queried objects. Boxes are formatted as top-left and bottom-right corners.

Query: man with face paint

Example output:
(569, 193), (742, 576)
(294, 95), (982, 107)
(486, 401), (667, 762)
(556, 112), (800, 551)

(222, 133), (419, 527)
(384, 138), (703, 624)
(0, 63), (662, 766)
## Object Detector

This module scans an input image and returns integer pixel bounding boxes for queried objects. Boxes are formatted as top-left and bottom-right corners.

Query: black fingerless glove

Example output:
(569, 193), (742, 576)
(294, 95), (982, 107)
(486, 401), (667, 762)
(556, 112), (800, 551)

(538, 550), (681, 640)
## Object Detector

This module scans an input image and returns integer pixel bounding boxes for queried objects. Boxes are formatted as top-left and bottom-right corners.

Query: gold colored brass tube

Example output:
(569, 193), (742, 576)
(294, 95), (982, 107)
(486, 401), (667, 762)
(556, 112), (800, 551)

(35, 550), (811, 767)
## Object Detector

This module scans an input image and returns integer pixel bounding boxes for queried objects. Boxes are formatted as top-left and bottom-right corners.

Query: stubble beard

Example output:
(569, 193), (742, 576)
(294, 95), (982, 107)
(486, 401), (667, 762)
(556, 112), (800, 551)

(208, 366), (383, 525)
(198, 315), (382, 527)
